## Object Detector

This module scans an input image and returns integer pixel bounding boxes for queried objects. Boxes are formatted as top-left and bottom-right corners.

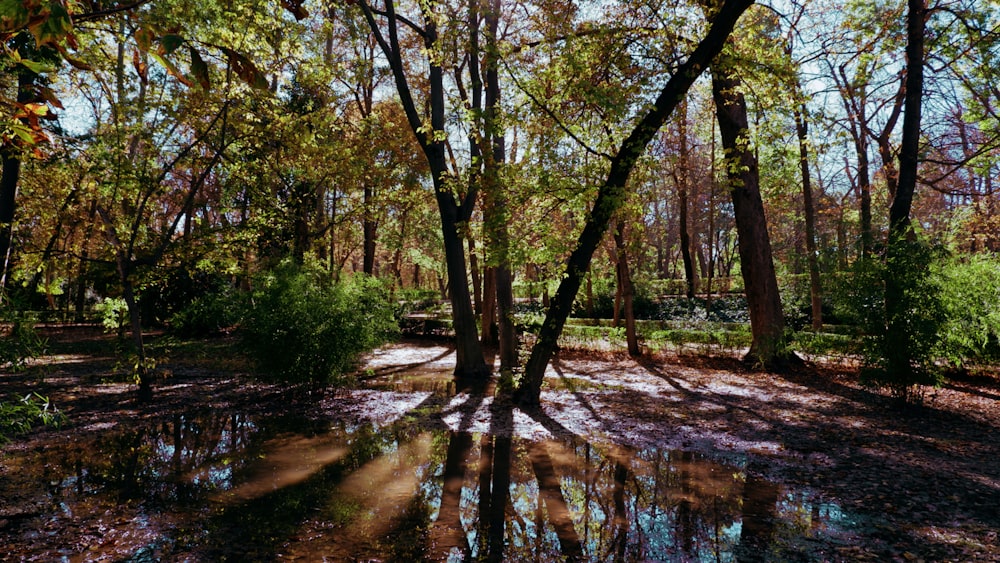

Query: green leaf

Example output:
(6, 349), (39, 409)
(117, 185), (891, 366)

(28, 2), (73, 46)
(0, 0), (30, 33)
(149, 51), (194, 87)
(189, 47), (210, 89)
(158, 33), (184, 55)
(10, 122), (36, 144)
(18, 58), (56, 74)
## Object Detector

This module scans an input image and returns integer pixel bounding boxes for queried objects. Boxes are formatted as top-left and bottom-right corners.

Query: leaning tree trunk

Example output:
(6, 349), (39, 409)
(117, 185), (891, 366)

(711, 51), (792, 369)
(517, 0), (755, 406)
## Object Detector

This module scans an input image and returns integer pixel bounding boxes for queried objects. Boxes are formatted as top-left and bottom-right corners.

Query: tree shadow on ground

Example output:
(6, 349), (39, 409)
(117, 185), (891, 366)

(634, 355), (1000, 560)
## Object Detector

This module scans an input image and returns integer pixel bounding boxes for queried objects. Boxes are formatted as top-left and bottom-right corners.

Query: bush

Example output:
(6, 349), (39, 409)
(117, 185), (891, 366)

(0, 313), (46, 372)
(0, 393), (64, 443)
(94, 297), (129, 335)
(571, 276), (746, 322)
(394, 288), (441, 317)
(169, 288), (248, 337)
(779, 274), (812, 330)
(839, 236), (947, 403)
(241, 261), (398, 384)
(934, 253), (1000, 367)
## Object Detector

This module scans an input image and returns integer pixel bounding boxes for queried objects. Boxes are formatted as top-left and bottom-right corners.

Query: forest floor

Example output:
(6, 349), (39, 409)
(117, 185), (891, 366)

(2, 326), (999, 561)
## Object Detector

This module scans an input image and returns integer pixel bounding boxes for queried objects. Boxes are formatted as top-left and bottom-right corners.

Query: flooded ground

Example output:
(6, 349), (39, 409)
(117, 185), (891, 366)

(1, 397), (851, 561)
(2, 333), (999, 561)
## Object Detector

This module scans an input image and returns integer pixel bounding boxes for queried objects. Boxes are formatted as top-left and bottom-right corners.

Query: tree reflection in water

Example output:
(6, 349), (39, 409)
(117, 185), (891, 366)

(3, 382), (848, 561)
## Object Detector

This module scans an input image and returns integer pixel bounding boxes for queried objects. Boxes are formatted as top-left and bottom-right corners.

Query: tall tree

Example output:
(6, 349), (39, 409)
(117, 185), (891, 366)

(883, 0), (927, 387)
(480, 0), (518, 371)
(356, 0), (490, 377)
(710, 34), (792, 368)
(785, 12), (824, 331)
(517, 0), (755, 406)
(676, 98), (698, 299)
(0, 66), (36, 295)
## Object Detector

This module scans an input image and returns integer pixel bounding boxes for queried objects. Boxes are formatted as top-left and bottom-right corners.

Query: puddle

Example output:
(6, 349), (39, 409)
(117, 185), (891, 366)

(0, 376), (855, 561)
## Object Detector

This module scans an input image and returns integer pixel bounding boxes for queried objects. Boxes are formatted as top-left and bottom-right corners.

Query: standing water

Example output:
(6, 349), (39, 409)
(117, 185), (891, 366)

(1, 357), (854, 561)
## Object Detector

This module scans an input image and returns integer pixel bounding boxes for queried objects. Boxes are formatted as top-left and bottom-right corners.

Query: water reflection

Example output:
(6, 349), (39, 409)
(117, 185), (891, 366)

(1, 397), (849, 561)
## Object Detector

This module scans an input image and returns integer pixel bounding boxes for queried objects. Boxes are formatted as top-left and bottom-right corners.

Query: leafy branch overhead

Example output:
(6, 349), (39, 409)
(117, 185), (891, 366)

(2, 0), (278, 150)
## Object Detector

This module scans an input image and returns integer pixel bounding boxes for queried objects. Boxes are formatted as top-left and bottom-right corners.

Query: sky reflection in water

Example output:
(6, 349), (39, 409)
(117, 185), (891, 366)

(2, 385), (853, 561)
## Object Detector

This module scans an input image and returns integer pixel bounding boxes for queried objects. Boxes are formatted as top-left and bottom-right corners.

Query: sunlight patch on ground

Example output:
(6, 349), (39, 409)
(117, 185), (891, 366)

(93, 384), (131, 394)
(697, 381), (775, 401)
(320, 390), (433, 426)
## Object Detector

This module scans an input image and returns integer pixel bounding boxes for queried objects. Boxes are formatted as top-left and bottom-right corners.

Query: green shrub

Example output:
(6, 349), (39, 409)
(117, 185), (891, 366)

(169, 288), (248, 337)
(934, 253), (1000, 367)
(648, 324), (751, 353)
(779, 274), (812, 330)
(0, 313), (46, 372)
(241, 261), (398, 384)
(838, 236), (947, 403)
(0, 393), (65, 443)
(393, 288), (441, 317)
(94, 297), (129, 335)
(791, 331), (854, 357)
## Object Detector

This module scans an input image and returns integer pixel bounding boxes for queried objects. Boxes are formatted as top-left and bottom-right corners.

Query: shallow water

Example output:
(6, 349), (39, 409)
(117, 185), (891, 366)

(0, 374), (854, 561)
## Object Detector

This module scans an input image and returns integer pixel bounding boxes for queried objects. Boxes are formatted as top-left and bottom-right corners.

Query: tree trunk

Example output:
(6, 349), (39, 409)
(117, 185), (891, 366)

(0, 151), (22, 295)
(437, 191), (489, 377)
(119, 260), (152, 403)
(358, 0), (489, 378)
(481, 265), (497, 345)
(483, 0), (517, 371)
(517, 0), (754, 406)
(74, 202), (96, 322)
(793, 101), (823, 331)
(836, 65), (874, 257)
(362, 183), (377, 275)
(614, 219), (641, 356)
(468, 235), (482, 315)
(677, 99), (697, 299)
(711, 51), (792, 369)
(0, 69), (34, 295)
(885, 0), (926, 384)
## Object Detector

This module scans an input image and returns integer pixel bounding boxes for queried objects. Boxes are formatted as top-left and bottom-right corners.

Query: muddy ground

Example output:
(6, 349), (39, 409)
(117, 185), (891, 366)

(2, 326), (999, 561)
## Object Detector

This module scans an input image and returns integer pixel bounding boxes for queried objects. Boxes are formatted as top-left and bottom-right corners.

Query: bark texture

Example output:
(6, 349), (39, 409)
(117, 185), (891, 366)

(711, 51), (792, 368)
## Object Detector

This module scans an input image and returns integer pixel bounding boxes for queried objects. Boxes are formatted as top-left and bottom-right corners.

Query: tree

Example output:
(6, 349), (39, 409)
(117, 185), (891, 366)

(355, 0), (490, 378)
(676, 98), (698, 299)
(881, 0), (927, 398)
(822, 0), (907, 257)
(517, 0), (756, 406)
(784, 9), (824, 331)
(710, 27), (793, 368)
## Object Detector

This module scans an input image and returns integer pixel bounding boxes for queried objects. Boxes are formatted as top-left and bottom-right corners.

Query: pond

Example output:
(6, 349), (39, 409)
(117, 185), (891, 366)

(0, 370), (855, 562)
